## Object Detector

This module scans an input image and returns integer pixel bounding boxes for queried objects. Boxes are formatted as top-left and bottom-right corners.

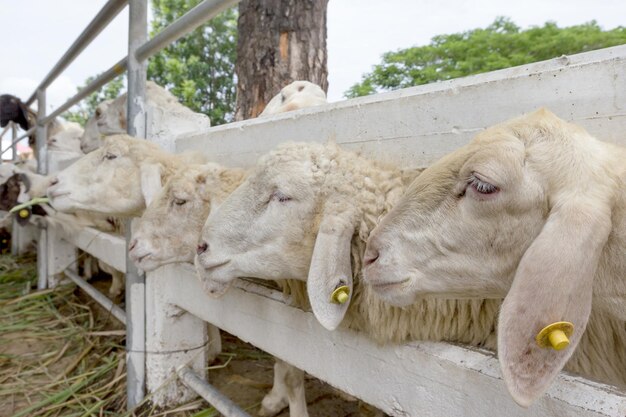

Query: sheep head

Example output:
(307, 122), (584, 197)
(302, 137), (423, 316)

(47, 134), (171, 217)
(195, 141), (407, 330)
(195, 143), (329, 296)
(129, 163), (245, 272)
(81, 100), (112, 153)
(364, 108), (619, 407)
(48, 122), (84, 153)
(260, 81), (327, 116)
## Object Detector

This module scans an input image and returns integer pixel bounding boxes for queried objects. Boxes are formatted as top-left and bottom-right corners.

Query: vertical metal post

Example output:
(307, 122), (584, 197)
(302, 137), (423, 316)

(11, 122), (18, 161)
(36, 89), (48, 290)
(126, 0), (148, 409)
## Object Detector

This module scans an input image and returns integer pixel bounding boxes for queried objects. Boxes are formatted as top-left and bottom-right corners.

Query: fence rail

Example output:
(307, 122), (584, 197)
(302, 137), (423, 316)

(18, 0), (240, 410)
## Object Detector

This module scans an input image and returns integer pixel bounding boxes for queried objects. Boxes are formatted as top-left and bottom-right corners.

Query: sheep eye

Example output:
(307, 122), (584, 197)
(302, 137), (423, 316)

(467, 174), (498, 195)
(173, 198), (187, 206)
(270, 190), (292, 203)
(104, 152), (117, 160)
(95, 109), (102, 117)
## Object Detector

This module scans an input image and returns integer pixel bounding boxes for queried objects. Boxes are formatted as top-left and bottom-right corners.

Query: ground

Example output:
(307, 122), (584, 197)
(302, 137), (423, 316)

(0, 253), (366, 417)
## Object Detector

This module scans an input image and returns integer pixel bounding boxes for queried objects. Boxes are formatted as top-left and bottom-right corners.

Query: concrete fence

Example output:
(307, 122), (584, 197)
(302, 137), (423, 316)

(46, 45), (626, 416)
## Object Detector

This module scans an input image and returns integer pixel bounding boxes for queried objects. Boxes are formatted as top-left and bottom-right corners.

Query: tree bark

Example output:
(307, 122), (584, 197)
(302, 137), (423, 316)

(235, 0), (329, 120)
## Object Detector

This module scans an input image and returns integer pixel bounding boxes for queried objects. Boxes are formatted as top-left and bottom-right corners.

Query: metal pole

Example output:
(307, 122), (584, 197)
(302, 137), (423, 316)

(177, 367), (252, 417)
(65, 270), (127, 324)
(0, 127), (35, 158)
(134, 0), (238, 63)
(11, 122), (17, 162)
(0, 123), (10, 163)
(42, 58), (128, 125)
(26, 0), (128, 105)
(126, 0), (147, 409)
(36, 90), (48, 290)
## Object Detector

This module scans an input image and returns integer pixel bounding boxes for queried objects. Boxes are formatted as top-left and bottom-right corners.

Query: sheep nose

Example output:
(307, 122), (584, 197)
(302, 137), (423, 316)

(363, 247), (380, 267)
(129, 238), (138, 252)
(197, 241), (209, 255)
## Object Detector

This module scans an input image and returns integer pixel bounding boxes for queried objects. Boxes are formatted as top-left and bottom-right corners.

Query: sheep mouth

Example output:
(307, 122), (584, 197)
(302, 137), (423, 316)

(369, 278), (410, 291)
(49, 190), (71, 199)
(200, 259), (230, 272)
(135, 253), (151, 264)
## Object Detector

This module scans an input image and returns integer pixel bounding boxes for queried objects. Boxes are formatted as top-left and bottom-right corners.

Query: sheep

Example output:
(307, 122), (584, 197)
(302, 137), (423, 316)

(0, 94), (66, 157)
(47, 133), (203, 217)
(195, 138), (626, 408)
(80, 81), (211, 153)
(362, 108), (626, 406)
(129, 80), (328, 417)
(129, 163), (245, 271)
(1, 94), (34, 131)
(129, 165), (312, 417)
(47, 121), (84, 153)
(259, 80), (327, 116)
(129, 80), (326, 271)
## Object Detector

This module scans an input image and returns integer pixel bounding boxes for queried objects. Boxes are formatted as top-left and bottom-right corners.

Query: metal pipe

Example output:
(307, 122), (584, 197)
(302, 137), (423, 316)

(11, 123), (17, 161)
(42, 0), (238, 122)
(0, 127), (35, 157)
(135, 0), (238, 63)
(26, 0), (128, 105)
(177, 367), (252, 417)
(42, 58), (128, 124)
(125, 0), (148, 408)
(0, 123), (10, 140)
(36, 89), (48, 291)
(64, 269), (127, 324)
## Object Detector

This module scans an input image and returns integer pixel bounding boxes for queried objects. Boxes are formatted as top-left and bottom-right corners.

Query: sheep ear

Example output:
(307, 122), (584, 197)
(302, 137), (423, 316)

(140, 163), (163, 206)
(307, 212), (355, 331)
(498, 198), (612, 407)
(18, 173), (31, 193)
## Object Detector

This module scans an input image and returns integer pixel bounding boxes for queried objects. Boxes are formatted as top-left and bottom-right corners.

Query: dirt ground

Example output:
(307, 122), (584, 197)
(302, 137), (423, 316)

(0, 254), (369, 417)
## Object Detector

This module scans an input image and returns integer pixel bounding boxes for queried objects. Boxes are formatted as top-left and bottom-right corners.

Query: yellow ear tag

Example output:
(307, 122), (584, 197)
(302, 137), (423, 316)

(536, 321), (574, 350)
(330, 285), (350, 304)
(18, 209), (30, 219)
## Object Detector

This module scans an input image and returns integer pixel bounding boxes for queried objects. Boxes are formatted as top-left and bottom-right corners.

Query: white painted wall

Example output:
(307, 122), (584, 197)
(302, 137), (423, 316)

(178, 45), (626, 168)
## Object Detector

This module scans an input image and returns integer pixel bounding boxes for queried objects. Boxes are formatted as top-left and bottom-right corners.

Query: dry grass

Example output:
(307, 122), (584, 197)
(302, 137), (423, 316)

(0, 253), (220, 417)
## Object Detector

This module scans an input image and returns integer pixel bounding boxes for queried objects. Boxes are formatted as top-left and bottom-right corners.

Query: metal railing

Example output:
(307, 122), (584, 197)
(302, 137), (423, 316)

(0, 122), (18, 161)
(15, 0), (240, 410)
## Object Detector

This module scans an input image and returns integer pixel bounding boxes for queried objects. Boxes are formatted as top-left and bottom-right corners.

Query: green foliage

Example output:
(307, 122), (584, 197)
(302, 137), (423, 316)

(63, 75), (124, 126)
(64, 1), (237, 126)
(346, 18), (626, 98)
(148, 0), (238, 125)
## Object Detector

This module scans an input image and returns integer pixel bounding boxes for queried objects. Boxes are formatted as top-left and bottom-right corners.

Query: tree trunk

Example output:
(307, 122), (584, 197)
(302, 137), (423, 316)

(235, 0), (329, 120)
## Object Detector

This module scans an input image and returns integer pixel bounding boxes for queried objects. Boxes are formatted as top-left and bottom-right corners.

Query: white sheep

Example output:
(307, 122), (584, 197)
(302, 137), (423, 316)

(80, 81), (211, 153)
(128, 163), (246, 271)
(47, 133), (202, 217)
(47, 121), (84, 154)
(80, 99), (111, 153)
(129, 80), (328, 417)
(128, 162), (313, 417)
(195, 139), (626, 407)
(259, 80), (327, 116)
(363, 108), (626, 406)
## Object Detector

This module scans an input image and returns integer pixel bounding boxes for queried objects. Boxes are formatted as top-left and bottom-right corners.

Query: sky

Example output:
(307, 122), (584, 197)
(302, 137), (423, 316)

(0, 0), (624, 114)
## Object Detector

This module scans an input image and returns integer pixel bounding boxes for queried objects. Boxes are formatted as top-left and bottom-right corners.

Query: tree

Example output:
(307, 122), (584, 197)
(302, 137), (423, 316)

(346, 18), (626, 98)
(149, 0), (238, 125)
(65, 0), (238, 126)
(63, 75), (124, 125)
(235, 0), (329, 120)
